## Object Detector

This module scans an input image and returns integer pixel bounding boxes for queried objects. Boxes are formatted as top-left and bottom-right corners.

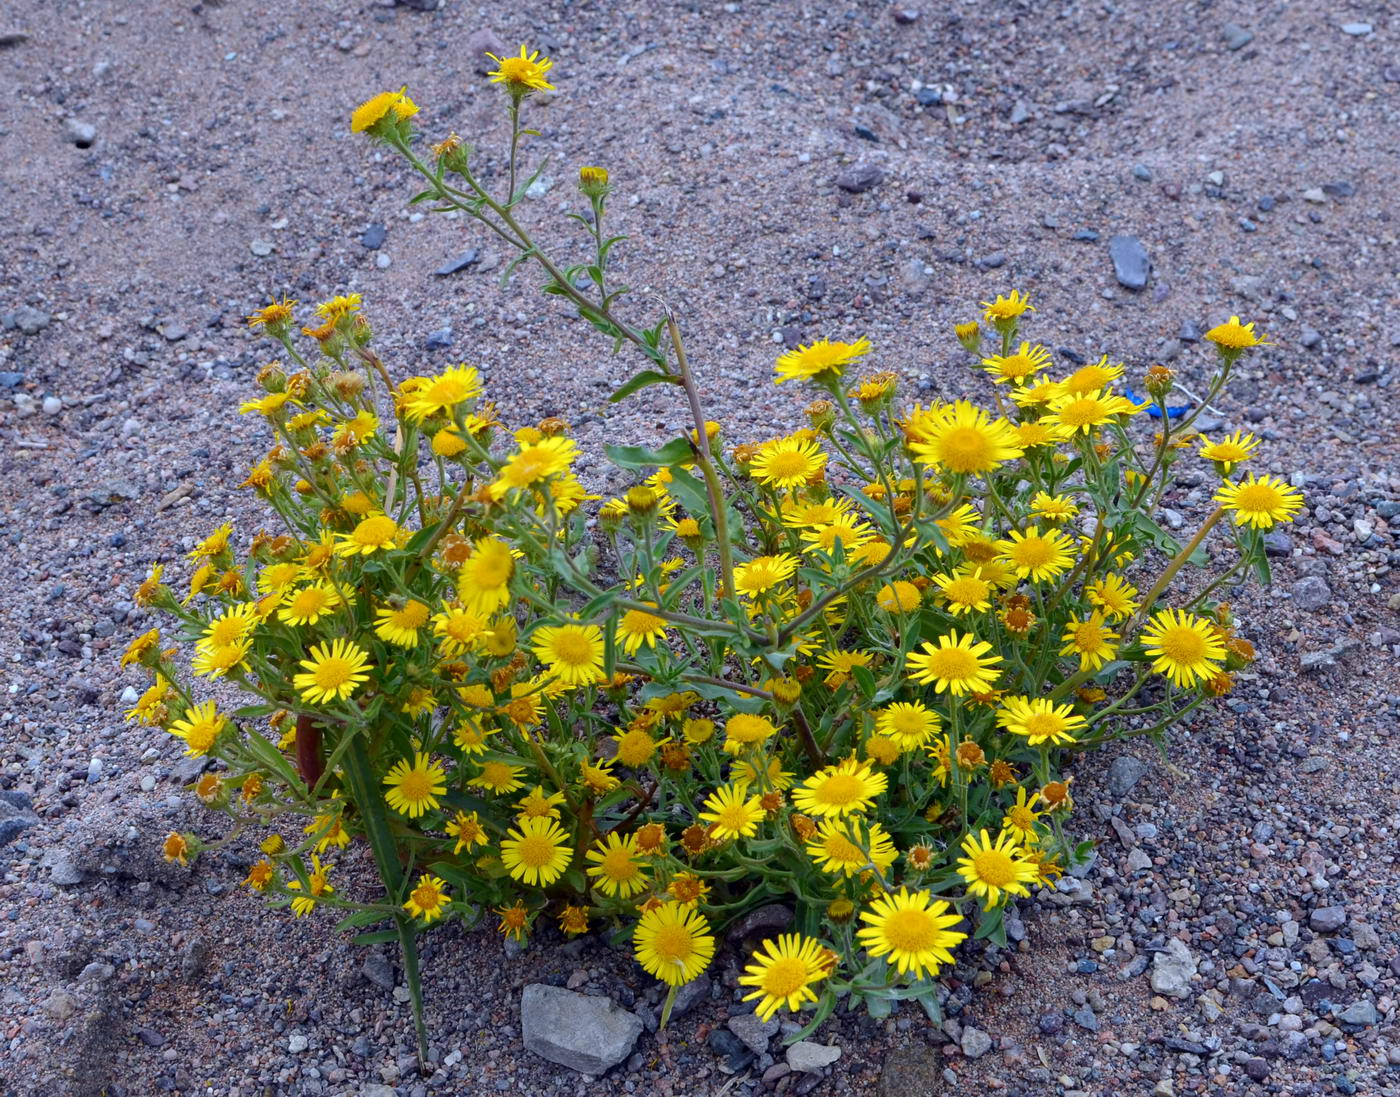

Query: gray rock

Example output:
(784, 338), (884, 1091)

(180, 938), (210, 981)
(4, 305), (52, 335)
(362, 951), (395, 991)
(1127, 848), (1153, 872)
(1336, 1000), (1377, 1026)
(1106, 755), (1150, 798)
(1263, 531), (1294, 557)
(1290, 576), (1331, 611)
(1109, 235), (1150, 290)
(465, 28), (507, 74)
(1308, 905), (1347, 933)
(520, 984), (643, 1076)
(1352, 923), (1381, 950)
(1132, 164), (1153, 181)
(0, 795), (39, 847)
(43, 849), (87, 887)
(1151, 938), (1197, 999)
(669, 972), (710, 1017)
(360, 223), (387, 249)
(65, 118), (97, 146)
(1009, 99), (1030, 124)
(43, 990), (76, 1021)
(423, 328), (454, 351)
(960, 1025), (993, 1059)
(250, 239), (274, 257)
(727, 903), (794, 943)
(1244, 1056), (1269, 1081)
(78, 961), (115, 984)
(1222, 23), (1254, 51)
(288, 1033), (309, 1053)
(727, 1012), (779, 1054)
(435, 248), (480, 276)
(1072, 1006), (1099, 1032)
(1340, 22), (1372, 36)
(878, 1047), (942, 1097)
(835, 164), (884, 193)
(787, 1041), (841, 1072)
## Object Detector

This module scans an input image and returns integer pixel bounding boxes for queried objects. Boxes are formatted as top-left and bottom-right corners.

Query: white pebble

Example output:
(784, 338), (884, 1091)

(42, 395), (63, 416)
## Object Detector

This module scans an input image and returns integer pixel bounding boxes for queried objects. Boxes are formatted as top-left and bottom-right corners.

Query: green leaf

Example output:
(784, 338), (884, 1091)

(973, 905), (1008, 947)
(407, 188), (438, 206)
(851, 664), (878, 700)
(608, 369), (680, 403)
(244, 729), (303, 791)
(336, 909), (387, 932)
(604, 438), (694, 471)
(351, 929), (401, 946)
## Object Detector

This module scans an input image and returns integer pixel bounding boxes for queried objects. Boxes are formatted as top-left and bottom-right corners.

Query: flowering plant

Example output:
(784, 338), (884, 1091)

(124, 48), (1302, 1056)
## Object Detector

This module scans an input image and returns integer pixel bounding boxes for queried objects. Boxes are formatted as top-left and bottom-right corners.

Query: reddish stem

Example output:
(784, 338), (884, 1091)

(295, 713), (323, 789)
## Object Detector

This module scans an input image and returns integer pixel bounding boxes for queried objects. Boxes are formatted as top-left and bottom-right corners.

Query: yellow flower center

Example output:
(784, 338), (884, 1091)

(1007, 805), (1036, 830)
(1158, 626), (1207, 664)
(1009, 537), (1054, 567)
(598, 847), (639, 882)
(1233, 482), (1282, 512)
(972, 848), (1016, 887)
(353, 515), (397, 548)
(185, 721), (219, 753)
(397, 770), (432, 802)
(313, 657), (354, 689)
(717, 803), (753, 831)
(411, 882), (441, 909)
(937, 427), (994, 472)
(515, 834), (556, 868)
(760, 956), (811, 998)
(507, 448), (555, 485)
(390, 602), (430, 629)
(1058, 397), (1105, 427)
(882, 908), (939, 952)
(815, 773), (864, 806)
(289, 588), (330, 616)
(763, 450), (812, 480)
(943, 576), (990, 605)
(650, 924), (695, 964)
(923, 647), (977, 681)
(615, 731), (655, 766)
(551, 631), (595, 666)
(888, 709), (925, 736)
(208, 616), (248, 646)
(822, 833), (864, 864)
(1073, 621), (1106, 650)
(481, 761), (514, 787)
(1022, 713), (1065, 740)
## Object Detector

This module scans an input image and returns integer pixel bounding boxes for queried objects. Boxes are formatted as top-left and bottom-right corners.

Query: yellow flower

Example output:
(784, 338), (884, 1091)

(932, 567), (993, 615)
(633, 902), (714, 987)
(996, 696), (1087, 747)
(247, 297), (296, 330)
(167, 701), (226, 758)
(501, 816), (573, 887)
(468, 759), (526, 795)
(749, 436), (828, 490)
(956, 829), (1039, 910)
(1140, 609), (1227, 688)
(558, 905), (591, 936)
(288, 855), (334, 917)
(682, 718), (716, 745)
(496, 901), (530, 942)
(125, 675), (171, 725)
(732, 553), (799, 597)
(486, 45), (556, 93)
(980, 290), (1034, 329)
(1061, 356), (1123, 395)
(876, 579), (922, 613)
(586, 831), (650, 898)
(1204, 315), (1268, 352)
(981, 341), (1050, 385)
(792, 757), (887, 818)
(1197, 431), (1260, 475)
(191, 639), (251, 679)
(1059, 612), (1120, 671)
(350, 87), (418, 133)
(402, 365), (482, 422)
(403, 874), (450, 924)
(432, 605), (489, 656)
(121, 628), (161, 668)
(458, 537), (516, 614)
(738, 934), (833, 1021)
(906, 630), (1002, 696)
(532, 622), (606, 687)
(374, 600), (431, 646)
(805, 818), (897, 877)
(580, 759), (620, 795)
(613, 728), (658, 768)
(578, 165), (610, 196)
(1029, 492), (1079, 523)
(334, 513), (400, 556)
(446, 810), (488, 854)
(1051, 387), (1144, 435)
(278, 583), (343, 626)
(1002, 786), (1043, 841)
(722, 713), (778, 754)
(995, 525), (1076, 583)
(294, 638), (371, 704)
(856, 887), (966, 978)
(243, 859), (274, 890)
(773, 336), (872, 384)
(616, 605), (668, 655)
(1083, 574), (1139, 621)
(874, 702), (940, 752)
(698, 782), (765, 840)
(162, 831), (191, 866)
(906, 401), (1024, 475)
(1215, 474), (1304, 529)
(382, 752), (447, 818)
(490, 436), (578, 498)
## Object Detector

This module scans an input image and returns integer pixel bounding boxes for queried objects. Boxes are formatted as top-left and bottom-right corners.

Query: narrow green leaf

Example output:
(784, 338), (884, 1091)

(608, 369), (680, 403)
(604, 438), (694, 471)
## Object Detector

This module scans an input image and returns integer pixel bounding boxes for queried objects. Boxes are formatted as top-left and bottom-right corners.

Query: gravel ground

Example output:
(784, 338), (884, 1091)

(2, 1), (1398, 1095)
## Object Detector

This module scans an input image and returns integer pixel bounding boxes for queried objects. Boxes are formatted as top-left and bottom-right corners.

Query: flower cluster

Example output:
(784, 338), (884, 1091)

(126, 48), (1299, 1048)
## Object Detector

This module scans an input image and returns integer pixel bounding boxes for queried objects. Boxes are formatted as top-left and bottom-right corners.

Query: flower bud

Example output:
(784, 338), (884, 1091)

(954, 320), (982, 354)
(578, 165), (611, 199)
(1143, 363), (1176, 400)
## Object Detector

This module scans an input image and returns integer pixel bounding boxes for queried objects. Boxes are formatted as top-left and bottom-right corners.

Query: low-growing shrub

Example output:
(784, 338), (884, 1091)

(124, 47), (1302, 1054)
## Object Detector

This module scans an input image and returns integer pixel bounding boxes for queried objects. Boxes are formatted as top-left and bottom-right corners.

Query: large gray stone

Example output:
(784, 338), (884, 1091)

(1106, 755), (1150, 798)
(879, 1046), (943, 1097)
(1336, 1000), (1377, 1026)
(1109, 235), (1150, 289)
(1309, 905), (1347, 933)
(1151, 938), (1198, 999)
(520, 984), (643, 1076)
(960, 1025), (993, 1059)
(1290, 576), (1331, 611)
(787, 1040), (842, 1072)
(727, 1012), (779, 1054)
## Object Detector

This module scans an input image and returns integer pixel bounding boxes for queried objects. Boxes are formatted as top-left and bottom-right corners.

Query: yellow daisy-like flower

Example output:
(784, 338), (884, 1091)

(403, 874), (450, 924)
(167, 700), (226, 758)
(496, 901), (529, 942)
(698, 782), (765, 840)
(773, 336), (872, 384)
(722, 713), (778, 755)
(402, 365), (482, 422)
(1140, 608), (1227, 688)
(501, 816), (573, 887)
(120, 627), (161, 668)
(458, 537), (516, 614)
(202, 604), (256, 649)
(516, 785), (566, 820)
(616, 604), (668, 655)
(374, 600), (431, 646)
(239, 391), (294, 417)
(876, 579), (922, 613)
(558, 905), (591, 936)
(293, 638), (371, 704)
(1012, 419), (1070, 449)
(613, 728), (658, 768)
(816, 649), (874, 689)
(287, 855), (334, 916)
(1215, 474), (1304, 529)
(585, 831), (650, 898)
(800, 517), (875, 559)
(633, 901), (715, 987)
(191, 639), (251, 679)
(907, 401), (1024, 475)
(453, 757), (519, 796)
(1084, 574), (1139, 621)
(1204, 315), (1268, 352)
(996, 696), (1087, 747)
(856, 887), (967, 978)
(1061, 356), (1124, 396)
(433, 605), (489, 656)
(738, 934), (833, 1021)
(531, 622), (606, 687)
(981, 341), (1051, 385)
(732, 553), (800, 598)
(1029, 492), (1079, 523)
(906, 630), (1002, 696)
(125, 676), (171, 725)
(792, 757), (888, 818)
(579, 759), (620, 795)
(490, 436), (579, 498)
(278, 583), (343, 627)
(1059, 612), (1120, 671)
(980, 290), (1034, 328)
(782, 497), (856, 528)
(1051, 387), (1144, 435)
(382, 752), (447, 818)
(874, 702), (941, 752)
(995, 525), (1076, 583)
(334, 513), (400, 556)
(1002, 786), (1044, 841)
(350, 87), (418, 133)
(806, 818), (897, 877)
(331, 410), (378, 448)
(247, 296), (296, 330)
(932, 566), (993, 615)
(486, 45), (556, 93)
(956, 828), (1039, 910)
(1197, 431), (1260, 475)
(749, 435), (828, 490)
